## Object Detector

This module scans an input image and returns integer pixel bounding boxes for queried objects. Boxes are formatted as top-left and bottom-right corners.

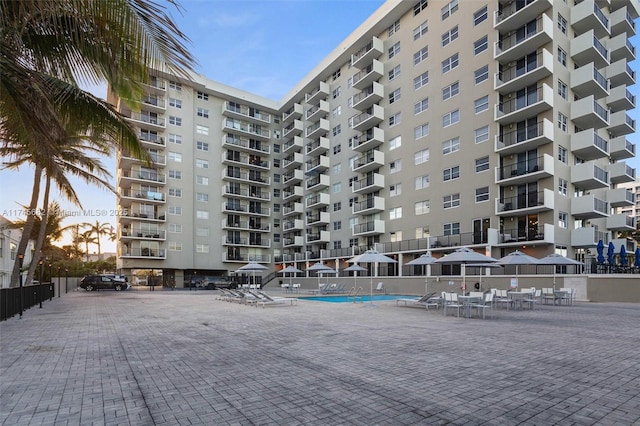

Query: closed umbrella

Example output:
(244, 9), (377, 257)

(495, 250), (540, 290)
(634, 247), (640, 269)
(596, 240), (605, 264)
(348, 250), (397, 306)
(607, 242), (615, 266)
(434, 247), (498, 293)
(538, 253), (583, 290)
(620, 245), (627, 267)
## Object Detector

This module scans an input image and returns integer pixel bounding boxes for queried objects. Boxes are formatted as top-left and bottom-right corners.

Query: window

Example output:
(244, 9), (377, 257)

(442, 81), (459, 100)
(559, 178), (568, 196)
(558, 47), (567, 66)
(169, 170), (181, 179)
(388, 41), (400, 59)
(475, 126), (489, 143)
(168, 116), (181, 126)
(389, 135), (402, 150)
(474, 65), (489, 84)
(413, 19), (428, 40)
(558, 112), (568, 131)
(444, 222), (460, 235)
(196, 141), (209, 151)
(197, 108), (209, 118)
(558, 146), (568, 163)
(475, 156), (490, 172)
(441, 25), (458, 47)
(196, 175), (209, 185)
(388, 20), (400, 36)
(559, 212), (568, 228)
(168, 152), (182, 162)
(196, 125), (209, 136)
(332, 182), (341, 193)
(333, 221), (342, 231)
(197, 91), (208, 100)
(442, 53), (459, 73)
(389, 88), (401, 104)
(332, 124), (342, 136)
(558, 80), (568, 99)
(442, 109), (460, 127)
(415, 123), (430, 139)
(169, 242), (183, 251)
(416, 226), (430, 239)
(169, 97), (182, 108)
(415, 148), (430, 164)
(332, 69), (341, 80)
(197, 227), (210, 237)
(333, 144), (341, 154)
(441, 0), (458, 20)
(390, 231), (403, 243)
(388, 65), (401, 81)
(196, 192), (209, 202)
(195, 244), (209, 253)
(389, 112), (401, 127)
(473, 35), (488, 55)
(442, 137), (460, 155)
(474, 95), (489, 113)
(169, 206), (182, 215)
(476, 187), (489, 202)
(168, 133), (182, 144)
(415, 200), (430, 215)
(558, 13), (567, 34)
(474, 6), (488, 26)
(333, 86), (341, 98)
(415, 175), (430, 189)
(414, 46), (429, 65)
(389, 183), (402, 196)
(414, 0), (428, 16)
(332, 163), (342, 174)
(443, 193), (460, 209)
(169, 224), (183, 233)
(332, 106), (341, 117)
(443, 166), (460, 181)
(168, 188), (182, 197)
(333, 202), (342, 212)
(196, 159), (209, 169)
(389, 159), (402, 173)
(414, 71), (429, 90)
(414, 97), (429, 114)
(389, 207), (402, 220)
(169, 80), (182, 91)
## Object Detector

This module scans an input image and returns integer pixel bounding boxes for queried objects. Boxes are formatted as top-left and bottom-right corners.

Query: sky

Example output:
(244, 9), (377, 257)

(0, 0), (639, 255)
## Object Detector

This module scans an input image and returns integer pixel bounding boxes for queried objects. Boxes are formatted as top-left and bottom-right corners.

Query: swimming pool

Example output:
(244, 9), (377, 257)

(298, 294), (411, 303)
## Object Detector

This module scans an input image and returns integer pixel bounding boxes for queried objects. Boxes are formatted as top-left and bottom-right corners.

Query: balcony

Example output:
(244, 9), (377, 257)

(141, 95), (166, 113)
(305, 192), (330, 208)
(608, 33), (636, 62)
(571, 161), (609, 190)
(571, 227), (608, 248)
(283, 169), (304, 185)
(283, 236), (305, 248)
(495, 84), (553, 124)
(283, 202), (303, 217)
(283, 135), (304, 154)
(143, 78), (166, 92)
(571, 130), (609, 160)
(138, 133), (165, 148)
(120, 229), (165, 241)
(120, 210), (165, 224)
(352, 150), (384, 174)
(351, 36), (383, 69)
(306, 174), (330, 191)
(352, 196), (385, 215)
(606, 85), (636, 111)
(571, 194), (609, 219)
(609, 136), (635, 160)
(352, 219), (385, 237)
(570, 30), (609, 68)
(222, 170), (270, 186)
(495, 49), (554, 94)
(349, 105), (384, 131)
(305, 81), (329, 104)
(223, 153), (269, 170)
(494, 0), (552, 32)
(570, 63), (609, 99)
(353, 127), (384, 152)
(223, 119), (270, 141)
(498, 223), (554, 245)
(282, 185), (304, 201)
(222, 186), (270, 202)
(306, 136), (330, 156)
(610, 6), (636, 36)
(306, 230), (330, 244)
(606, 58), (636, 87)
(608, 161), (636, 184)
(352, 173), (384, 194)
(121, 248), (166, 259)
(119, 189), (166, 204)
(305, 118), (330, 138)
(571, 0), (610, 38)
(305, 155), (330, 174)
(570, 96), (609, 129)
(282, 103), (303, 124)
(222, 135), (270, 155)
(495, 153), (554, 185)
(495, 119), (553, 155)
(222, 102), (271, 124)
(607, 110), (636, 136)
(120, 151), (166, 170)
(610, 238), (637, 253)
(349, 82), (384, 111)
(222, 219), (270, 233)
(494, 14), (553, 63)
(126, 112), (165, 130)
(305, 100), (330, 122)
(610, 0), (640, 16)
(351, 59), (384, 90)
(283, 152), (304, 170)
(608, 187), (636, 207)
(495, 188), (554, 216)
(306, 211), (330, 226)
(120, 169), (166, 184)
(607, 214), (636, 231)
(283, 219), (304, 232)
(283, 119), (303, 138)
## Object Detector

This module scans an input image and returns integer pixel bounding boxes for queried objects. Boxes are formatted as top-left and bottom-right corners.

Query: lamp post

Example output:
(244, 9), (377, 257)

(38, 259), (44, 308)
(65, 268), (68, 294)
(18, 253), (24, 318)
(57, 267), (61, 298)
(48, 263), (53, 301)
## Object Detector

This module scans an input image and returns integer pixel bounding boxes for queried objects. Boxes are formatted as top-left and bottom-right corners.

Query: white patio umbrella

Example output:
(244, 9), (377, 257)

(344, 264), (367, 292)
(465, 263), (503, 292)
(434, 247), (498, 293)
(348, 250), (397, 305)
(538, 254), (583, 290)
(495, 250), (540, 290)
(306, 262), (337, 291)
(406, 252), (437, 294)
(237, 262), (268, 288)
(279, 265), (303, 287)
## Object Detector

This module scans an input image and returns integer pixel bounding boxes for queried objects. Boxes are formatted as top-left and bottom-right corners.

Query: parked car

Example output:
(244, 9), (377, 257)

(80, 275), (129, 291)
(204, 277), (235, 289)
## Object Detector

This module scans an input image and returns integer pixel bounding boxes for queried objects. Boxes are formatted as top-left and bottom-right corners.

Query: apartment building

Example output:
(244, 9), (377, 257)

(111, 0), (639, 287)
(617, 177), (640, 218)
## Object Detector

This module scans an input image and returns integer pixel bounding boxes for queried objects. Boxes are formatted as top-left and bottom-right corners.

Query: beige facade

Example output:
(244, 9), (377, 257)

(112, 0), (639, 286)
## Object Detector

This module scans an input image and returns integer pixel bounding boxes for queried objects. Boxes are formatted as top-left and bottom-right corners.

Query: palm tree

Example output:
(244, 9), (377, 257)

(83, 221), (113, 260)
(1, 0), (196, 286)
(78, 230), (98, 262)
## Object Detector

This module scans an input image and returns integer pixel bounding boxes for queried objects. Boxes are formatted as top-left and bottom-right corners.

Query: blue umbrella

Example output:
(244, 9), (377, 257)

(607, 242), (615, 265)
(620, 245), (627, 266)
(596, 240), (605, 264)
(635, 248), (640, 268)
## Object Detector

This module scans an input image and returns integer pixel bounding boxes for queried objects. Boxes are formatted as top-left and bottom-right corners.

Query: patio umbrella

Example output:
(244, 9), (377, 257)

(495, 250), (540, 290)
(306, 262), (337, 291)
(406, 252), (437, 293)
(348, 249), (397, 306)
(635, 247), (640, 268)
(279, 265), (303, 287)
(344, 264), (367, 292)
(538, 254), (583, 290)
(596, 240), (605, 264)
(465, 263), (503, 292)
(620, 245), (627, 267)
(237, 262), (268, 288)
(607, 241), (615, 266)
(434, 247), (498, 293)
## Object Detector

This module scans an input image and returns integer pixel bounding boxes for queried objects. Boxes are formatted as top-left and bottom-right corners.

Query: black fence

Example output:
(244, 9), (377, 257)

(1, 283), (55, 321)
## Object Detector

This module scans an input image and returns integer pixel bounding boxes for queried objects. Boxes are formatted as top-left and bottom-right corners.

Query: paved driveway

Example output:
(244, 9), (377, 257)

(1, 290), (639, 425)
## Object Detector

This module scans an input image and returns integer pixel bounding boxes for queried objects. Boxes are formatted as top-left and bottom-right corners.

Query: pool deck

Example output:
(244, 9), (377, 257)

(1, 288), (640, 425)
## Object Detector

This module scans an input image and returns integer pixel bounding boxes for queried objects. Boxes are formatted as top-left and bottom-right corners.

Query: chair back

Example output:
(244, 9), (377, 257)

(484, 292), (494, 303)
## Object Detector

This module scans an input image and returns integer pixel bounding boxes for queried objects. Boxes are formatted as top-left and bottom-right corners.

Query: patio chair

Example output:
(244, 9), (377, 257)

(541, 288), (555, 305)
(524, 289), (541, 310)
(374, 282), (386, 294)
(395, 292), (438, 309)
(472, 292), (494, 319)
(443, 292), (462, 317)
(252, 291), (297, 308)
(494, 289), (512, 310)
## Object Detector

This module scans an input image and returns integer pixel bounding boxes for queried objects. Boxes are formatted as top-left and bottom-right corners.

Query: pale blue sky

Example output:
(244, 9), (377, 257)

(1, 0), (638, 253)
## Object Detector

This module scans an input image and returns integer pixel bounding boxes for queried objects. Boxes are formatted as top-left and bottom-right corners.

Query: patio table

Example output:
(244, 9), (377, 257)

(507, 291), (530, 310)
(458, 295), (482, 318)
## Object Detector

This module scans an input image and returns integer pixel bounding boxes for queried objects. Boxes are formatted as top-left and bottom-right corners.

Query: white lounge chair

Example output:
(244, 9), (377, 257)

(396, 292), (439, 309)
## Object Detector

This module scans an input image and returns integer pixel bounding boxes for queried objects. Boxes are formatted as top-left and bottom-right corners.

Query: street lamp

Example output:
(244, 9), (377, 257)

(18, 253), (24, 318)
(57, 267), (61, 298)
(48, 263), (53, 301)
(65, 268), (68, 294)
(38, 259), (44, 308)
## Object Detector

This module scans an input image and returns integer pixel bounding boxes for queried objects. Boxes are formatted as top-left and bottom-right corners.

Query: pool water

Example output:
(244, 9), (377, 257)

(298, 294), (410, 303)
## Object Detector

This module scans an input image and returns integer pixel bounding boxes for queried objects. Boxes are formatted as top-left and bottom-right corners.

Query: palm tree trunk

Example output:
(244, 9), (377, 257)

(10, 165), (43, 287)
(25, 174), (51, 286)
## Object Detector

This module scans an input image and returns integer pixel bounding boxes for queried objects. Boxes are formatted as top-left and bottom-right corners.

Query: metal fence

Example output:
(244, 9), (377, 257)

(1, 283), (55, 321)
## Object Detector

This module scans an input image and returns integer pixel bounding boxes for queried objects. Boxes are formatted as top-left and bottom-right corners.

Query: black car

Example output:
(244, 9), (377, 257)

(80, 275), (129, 291)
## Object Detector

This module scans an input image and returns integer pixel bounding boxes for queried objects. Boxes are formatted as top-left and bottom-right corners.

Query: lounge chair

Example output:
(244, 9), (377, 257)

(374, 282), (386, 294)
(251, 291), (297, 308)
(396, 292), (439, 310)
